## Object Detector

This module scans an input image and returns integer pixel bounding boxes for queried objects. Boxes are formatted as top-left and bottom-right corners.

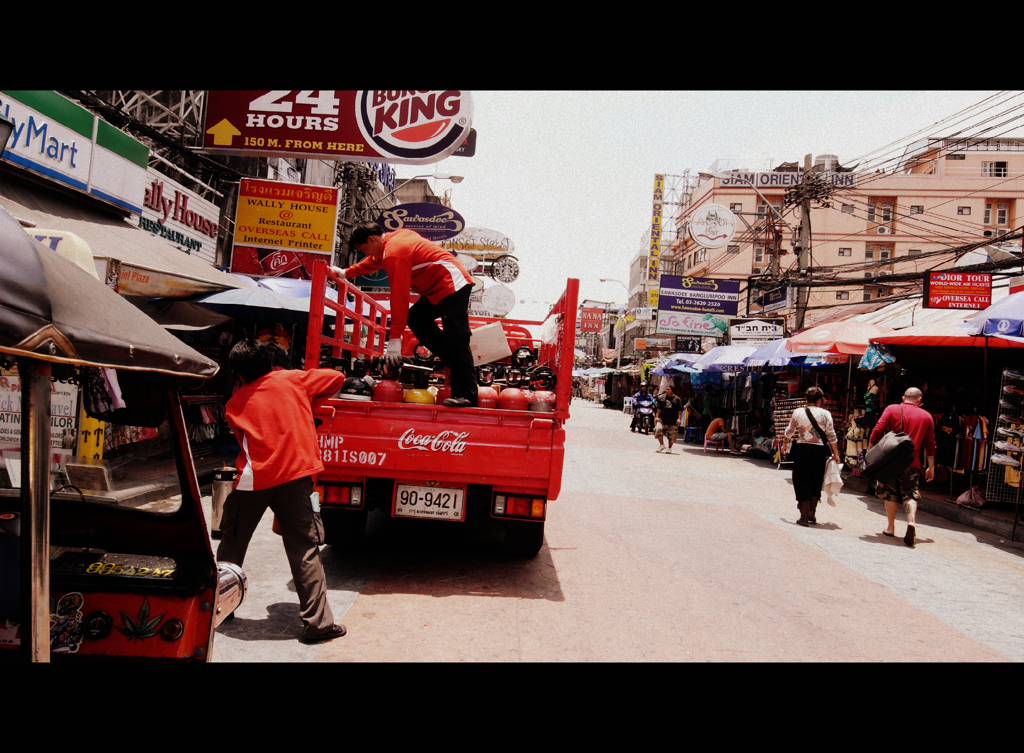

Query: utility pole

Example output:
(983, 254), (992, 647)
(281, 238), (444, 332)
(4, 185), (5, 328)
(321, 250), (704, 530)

(795, 154), (813, 330)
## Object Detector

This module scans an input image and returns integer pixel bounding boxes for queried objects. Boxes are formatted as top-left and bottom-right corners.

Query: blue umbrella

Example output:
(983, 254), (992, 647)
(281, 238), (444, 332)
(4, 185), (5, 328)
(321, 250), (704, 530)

(960, 291), (1024, 338)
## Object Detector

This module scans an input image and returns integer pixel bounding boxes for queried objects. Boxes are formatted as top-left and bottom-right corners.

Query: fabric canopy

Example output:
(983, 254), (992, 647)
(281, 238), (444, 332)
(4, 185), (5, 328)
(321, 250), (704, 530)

(787, 320), (895, 355)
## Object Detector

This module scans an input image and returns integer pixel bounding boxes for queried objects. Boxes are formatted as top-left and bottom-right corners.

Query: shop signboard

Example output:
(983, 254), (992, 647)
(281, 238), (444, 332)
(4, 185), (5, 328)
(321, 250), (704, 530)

(675, 336), (701, 353)
(647, 175), (663, 301)
(658, 274), (741, 317)
(377, 202), (465, 242)
(686, 203), (738, 249)
(656, 310), (729, 339)
(202, 90), (473, 165)
(923, 271), (992, 309)
(760, 286), (792, 314)
(729, 317), (786, 346)
(136, 167), (221, 266)
(0, 90), (148, 214)
(229, 178), (340, 280)
(580, 308), (604, 333)
(440, 226), (514, 257)
(719, 171), (856, 189)
(0, 369), (79, 486)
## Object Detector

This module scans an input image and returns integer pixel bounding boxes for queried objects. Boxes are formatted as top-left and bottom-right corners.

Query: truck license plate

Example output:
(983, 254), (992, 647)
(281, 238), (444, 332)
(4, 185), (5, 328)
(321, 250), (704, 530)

(393, 484), (465, 521)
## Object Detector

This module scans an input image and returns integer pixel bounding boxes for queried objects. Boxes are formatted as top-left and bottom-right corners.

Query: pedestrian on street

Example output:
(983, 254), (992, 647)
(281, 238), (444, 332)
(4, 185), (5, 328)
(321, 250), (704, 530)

(655, 384), (684, 453)
(217, 339), (349, 644)
(783, 386), (841, 527)
(868, 386), (937, 548)
(334, 224), (477, 407)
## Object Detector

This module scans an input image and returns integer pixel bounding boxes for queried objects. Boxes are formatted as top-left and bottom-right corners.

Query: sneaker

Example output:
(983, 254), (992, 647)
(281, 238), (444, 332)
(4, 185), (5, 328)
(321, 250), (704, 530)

(656, 446), (665, 453)
(1006, 385), (1024, 396)
(1005, 369), (1024, 380)
(999, 399), (1022, 412)
(994, 440), (1022, 453)
(992, 453), (1021, 467)
(998, 427), (1024, 438)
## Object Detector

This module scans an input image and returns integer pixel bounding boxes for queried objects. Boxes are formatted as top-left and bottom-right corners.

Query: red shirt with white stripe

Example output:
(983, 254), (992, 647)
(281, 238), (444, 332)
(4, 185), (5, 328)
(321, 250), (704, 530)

(344, 229), (472, 338)
(226, 368), (347, 491)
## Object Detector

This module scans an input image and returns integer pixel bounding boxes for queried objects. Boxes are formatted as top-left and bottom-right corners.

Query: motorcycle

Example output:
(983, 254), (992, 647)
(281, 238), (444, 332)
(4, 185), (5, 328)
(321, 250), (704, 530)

(634, 394), (657, 435)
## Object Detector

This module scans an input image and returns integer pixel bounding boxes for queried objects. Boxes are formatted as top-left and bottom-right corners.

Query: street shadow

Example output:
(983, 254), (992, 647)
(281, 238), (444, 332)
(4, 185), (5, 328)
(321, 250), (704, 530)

(317, 510), (565, 602)
(216, 602), (303, 642)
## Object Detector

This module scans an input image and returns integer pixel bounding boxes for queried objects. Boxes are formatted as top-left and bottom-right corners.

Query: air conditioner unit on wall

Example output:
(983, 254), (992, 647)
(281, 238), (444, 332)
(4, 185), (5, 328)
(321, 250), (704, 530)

(877, 226), (892, 234)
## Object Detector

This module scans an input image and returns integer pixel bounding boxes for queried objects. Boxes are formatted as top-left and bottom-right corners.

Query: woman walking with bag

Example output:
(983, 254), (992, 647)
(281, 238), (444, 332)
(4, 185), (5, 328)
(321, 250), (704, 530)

(783, 386), (842, 526)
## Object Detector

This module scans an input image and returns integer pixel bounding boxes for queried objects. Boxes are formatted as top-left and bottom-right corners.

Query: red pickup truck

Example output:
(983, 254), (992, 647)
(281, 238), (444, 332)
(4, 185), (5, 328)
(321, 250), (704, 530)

(303, 263), (578, 556)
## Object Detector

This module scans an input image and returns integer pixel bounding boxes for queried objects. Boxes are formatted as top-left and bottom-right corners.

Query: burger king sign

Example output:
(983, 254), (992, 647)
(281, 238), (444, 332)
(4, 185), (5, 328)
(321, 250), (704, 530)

(203, 90), (473, 165)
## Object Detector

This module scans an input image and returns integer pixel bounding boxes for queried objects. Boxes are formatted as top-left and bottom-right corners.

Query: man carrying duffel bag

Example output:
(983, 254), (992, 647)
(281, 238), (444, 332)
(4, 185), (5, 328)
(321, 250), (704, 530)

(867, 387), (937, 548)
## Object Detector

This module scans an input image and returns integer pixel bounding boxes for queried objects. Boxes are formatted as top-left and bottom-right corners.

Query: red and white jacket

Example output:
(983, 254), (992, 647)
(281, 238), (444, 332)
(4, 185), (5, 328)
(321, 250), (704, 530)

(226, 369), (346, 491)
(345, 229), (472, 338)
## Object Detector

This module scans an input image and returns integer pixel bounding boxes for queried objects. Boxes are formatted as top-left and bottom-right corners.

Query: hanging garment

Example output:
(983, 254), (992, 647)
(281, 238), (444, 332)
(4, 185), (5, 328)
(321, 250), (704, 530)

(935, 412), (961, 469)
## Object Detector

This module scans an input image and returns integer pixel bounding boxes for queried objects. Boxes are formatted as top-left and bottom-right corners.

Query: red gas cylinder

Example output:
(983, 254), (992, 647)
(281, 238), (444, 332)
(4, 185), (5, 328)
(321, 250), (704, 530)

(497, 387), (531, 411)
(435, 369), (452, 404)
(372, 377), (404, 403)
(529, 390), (557, 412)
(477, 386), (498, 409)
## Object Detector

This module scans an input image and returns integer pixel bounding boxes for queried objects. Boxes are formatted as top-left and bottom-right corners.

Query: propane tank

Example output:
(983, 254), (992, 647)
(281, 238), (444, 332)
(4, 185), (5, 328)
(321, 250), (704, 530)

(404, 368), (436, 405)
(497, 386), (530, 411)
(372, 363), (404, 403)
(477, 386), (498, 408)
(529, 390), (557, 412)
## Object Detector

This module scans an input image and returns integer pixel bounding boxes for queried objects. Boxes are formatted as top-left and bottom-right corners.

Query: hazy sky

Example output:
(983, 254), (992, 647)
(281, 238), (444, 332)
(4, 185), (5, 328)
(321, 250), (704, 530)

(395, 91), (1011, 321)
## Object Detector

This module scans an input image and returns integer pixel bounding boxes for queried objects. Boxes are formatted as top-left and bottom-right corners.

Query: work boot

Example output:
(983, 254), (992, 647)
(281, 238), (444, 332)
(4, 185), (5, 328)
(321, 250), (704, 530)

(808, 498), (819, 525)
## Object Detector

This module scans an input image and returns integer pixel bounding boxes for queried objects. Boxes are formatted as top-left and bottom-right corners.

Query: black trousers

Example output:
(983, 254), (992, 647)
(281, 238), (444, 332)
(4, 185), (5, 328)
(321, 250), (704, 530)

(791, 442), (829, 502)
(407, 286), (478, 404)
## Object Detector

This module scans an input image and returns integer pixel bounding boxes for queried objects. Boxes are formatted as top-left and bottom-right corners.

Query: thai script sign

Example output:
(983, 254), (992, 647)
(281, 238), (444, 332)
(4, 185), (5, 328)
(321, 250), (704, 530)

(377, 202), (465, 242)
(230, 178), (340, 280)
(658, 274), (741, 317)
(923, 271), (992, 309)
(203, 90), (472, 165)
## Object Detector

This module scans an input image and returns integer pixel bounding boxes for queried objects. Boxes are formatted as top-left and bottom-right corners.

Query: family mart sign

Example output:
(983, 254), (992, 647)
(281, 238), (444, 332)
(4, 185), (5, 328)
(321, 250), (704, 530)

(0, 91), (149, 214)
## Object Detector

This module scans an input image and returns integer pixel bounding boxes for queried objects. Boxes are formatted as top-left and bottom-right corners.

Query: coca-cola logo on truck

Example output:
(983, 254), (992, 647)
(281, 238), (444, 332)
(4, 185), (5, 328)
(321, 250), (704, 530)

(355, 91), (472, 162)
(397, 428), (469, 455)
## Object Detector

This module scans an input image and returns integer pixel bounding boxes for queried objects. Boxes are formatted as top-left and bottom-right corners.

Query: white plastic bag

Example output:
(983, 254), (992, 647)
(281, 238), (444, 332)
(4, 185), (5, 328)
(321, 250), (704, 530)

(822, 458), (842, 506)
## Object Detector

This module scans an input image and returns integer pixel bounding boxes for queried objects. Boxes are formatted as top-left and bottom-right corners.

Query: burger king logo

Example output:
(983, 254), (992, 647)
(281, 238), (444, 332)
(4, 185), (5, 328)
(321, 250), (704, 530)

(355, 91), (473, 162)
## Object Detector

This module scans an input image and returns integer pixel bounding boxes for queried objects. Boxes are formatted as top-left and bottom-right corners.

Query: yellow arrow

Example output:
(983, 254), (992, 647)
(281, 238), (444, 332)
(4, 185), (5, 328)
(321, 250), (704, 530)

(206, 118), (241, 146)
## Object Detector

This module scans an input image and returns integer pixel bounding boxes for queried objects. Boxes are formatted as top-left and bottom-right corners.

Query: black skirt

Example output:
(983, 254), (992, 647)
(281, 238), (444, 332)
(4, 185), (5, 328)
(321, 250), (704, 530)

(791, 442), (830, 502)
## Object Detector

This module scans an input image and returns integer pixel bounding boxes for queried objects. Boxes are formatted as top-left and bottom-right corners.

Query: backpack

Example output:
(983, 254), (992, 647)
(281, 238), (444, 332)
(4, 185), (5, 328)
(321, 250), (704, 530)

(862, 405), (916, 482)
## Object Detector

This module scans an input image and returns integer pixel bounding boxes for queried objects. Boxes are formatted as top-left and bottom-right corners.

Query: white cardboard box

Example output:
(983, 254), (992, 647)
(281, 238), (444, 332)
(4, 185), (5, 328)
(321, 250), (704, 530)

(470, 322), (512, 366)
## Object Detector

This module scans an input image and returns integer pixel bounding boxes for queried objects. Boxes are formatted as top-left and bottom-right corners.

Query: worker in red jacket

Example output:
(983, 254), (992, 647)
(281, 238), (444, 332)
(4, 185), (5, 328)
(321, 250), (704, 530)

(334, 224), (478, 407)
(217, 339), (348, 644)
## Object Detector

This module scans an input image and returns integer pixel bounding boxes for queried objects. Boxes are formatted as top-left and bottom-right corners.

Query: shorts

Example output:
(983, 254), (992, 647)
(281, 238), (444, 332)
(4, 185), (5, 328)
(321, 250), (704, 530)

(708, 432), (728, 442)
(877, 466), (922, 505)
(655, 422), (678, 442)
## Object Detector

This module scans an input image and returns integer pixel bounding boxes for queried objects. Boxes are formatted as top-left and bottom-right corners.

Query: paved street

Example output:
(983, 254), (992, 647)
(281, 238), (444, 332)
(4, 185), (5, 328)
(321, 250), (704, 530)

(212, 399), (1024, 662)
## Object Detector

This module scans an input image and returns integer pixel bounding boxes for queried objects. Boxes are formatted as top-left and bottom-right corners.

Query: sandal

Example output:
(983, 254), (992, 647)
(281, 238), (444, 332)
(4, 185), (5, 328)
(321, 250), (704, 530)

(299, 624), (347, 644)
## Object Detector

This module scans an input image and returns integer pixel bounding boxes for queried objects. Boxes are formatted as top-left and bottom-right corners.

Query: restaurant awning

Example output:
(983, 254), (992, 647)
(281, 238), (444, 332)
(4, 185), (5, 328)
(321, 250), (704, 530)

(0, 174), (244, 298)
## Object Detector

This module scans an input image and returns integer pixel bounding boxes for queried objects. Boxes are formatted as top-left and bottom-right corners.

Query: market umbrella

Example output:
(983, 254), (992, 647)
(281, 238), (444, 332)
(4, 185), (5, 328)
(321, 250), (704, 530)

(744, 338), (798, 372)
(786, 320), (896, 356)
(959, 292), (1024, 339)
(691, 345), (757, 372)
(0, 204), (219, 662)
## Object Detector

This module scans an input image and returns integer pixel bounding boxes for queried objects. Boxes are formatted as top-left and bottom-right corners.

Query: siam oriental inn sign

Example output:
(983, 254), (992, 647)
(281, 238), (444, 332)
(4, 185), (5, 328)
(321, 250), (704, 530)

(719, 171), (856, 188)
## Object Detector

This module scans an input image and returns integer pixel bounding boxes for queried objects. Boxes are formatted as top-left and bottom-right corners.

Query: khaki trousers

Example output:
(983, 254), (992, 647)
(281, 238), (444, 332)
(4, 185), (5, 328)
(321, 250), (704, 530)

(216, 476), (334, 635)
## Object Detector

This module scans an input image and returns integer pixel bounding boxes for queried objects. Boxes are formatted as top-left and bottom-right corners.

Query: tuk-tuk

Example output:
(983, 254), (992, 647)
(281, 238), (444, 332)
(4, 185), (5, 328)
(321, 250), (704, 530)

(0, 204), (245, 662)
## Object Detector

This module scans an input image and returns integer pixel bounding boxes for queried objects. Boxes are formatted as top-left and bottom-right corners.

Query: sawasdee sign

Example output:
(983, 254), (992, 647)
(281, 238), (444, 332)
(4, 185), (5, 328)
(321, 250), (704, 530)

(202, 90), (473, 165)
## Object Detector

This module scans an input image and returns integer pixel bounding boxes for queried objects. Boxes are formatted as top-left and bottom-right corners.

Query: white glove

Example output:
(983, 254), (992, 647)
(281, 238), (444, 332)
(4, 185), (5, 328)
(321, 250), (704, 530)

(330, 266), (347, 280)
(384, 338), (403, 369)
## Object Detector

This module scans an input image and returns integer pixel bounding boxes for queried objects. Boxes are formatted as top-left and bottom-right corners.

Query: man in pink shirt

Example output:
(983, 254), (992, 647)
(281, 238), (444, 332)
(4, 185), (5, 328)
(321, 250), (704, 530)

(334, 224), (477, 407)
(868, 387), (937, 548)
